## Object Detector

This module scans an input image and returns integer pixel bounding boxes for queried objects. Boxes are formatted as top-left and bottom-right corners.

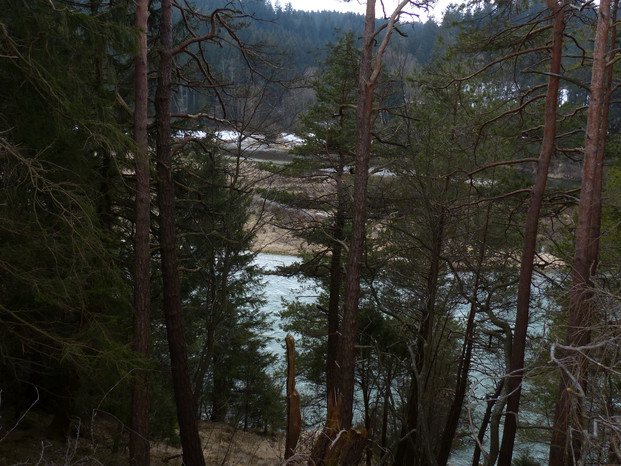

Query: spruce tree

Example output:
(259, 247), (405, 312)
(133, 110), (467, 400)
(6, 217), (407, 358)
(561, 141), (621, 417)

(0, 0), (135, 437)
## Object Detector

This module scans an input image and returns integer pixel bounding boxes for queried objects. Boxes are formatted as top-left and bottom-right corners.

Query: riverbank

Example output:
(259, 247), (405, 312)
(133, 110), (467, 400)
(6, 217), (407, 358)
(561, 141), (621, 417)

(251, 217), (306, 255)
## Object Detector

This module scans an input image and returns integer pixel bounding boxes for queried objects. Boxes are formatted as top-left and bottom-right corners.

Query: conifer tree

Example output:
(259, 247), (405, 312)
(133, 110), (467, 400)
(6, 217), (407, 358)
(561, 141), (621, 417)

(285, 30), (359, 408)
(0, 0), (135, 436)
(549, 0), (614, 462)
(154, 0), (205, 462)
(497, 0), (568, 462)
(338, 0), (413, 431)
(130, 0), (151, 462)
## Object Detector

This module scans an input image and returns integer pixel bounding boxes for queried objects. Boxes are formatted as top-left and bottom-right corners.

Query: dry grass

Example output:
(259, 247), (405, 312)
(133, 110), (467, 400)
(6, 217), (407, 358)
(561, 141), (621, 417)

(251, 219), (307, 256)
(243, 162), (337, 257)
(152, 422), (285, 465)
(0, 412), (285, 465)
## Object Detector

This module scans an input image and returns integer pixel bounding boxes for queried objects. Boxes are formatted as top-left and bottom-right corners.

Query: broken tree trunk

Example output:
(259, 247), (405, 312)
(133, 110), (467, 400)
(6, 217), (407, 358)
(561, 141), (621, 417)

(285, 334), (302, 460)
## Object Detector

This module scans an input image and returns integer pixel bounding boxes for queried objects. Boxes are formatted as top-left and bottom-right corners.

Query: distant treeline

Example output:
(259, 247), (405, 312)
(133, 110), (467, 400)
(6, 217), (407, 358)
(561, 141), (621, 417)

(192, 0), (440, 72)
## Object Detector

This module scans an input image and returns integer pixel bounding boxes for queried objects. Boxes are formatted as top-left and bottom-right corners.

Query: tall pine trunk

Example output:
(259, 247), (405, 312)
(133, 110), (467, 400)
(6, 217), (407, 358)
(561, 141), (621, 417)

(155, 0), (206, 464)
(130, 0), (151, 463)
(326, 166), (345, 408)
(549, 0), (611, 462)
(496, 2), (567, 463)
(336, 0), (376, 429)
(337, 0), (410, 429)
(586, 0), (618, 286)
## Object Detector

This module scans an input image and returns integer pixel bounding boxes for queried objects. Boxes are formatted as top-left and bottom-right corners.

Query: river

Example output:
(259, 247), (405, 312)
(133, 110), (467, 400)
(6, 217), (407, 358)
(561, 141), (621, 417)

(254, 252), (319, 360)
(254, 252), (549, 464)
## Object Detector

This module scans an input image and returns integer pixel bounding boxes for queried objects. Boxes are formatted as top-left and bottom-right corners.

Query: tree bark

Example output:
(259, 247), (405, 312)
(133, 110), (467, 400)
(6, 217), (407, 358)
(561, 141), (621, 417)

(473, 380), (505, 466)
(337, 0), (410, 430)
(129, 0), (151, 464)
(437, 207), (491, 465)
(549, 0), (611, 463)
(394, 210), (444, 466)
(586, 0), (618, 281)
(285, 334), (302, 459)
(155, 0), (206, 464)
(497, 2), (567, 463)
(336, 0), (376, 429)
(326, 165), (345, 408)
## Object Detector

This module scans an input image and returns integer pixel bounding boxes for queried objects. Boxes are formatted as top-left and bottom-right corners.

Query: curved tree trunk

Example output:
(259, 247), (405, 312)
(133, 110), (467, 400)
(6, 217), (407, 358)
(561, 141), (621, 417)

(472, 379), (505, 466)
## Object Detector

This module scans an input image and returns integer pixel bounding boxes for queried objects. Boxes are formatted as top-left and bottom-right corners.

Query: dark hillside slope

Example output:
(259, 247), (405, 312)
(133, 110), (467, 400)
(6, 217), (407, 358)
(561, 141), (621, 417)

(194, 0), (439, 71)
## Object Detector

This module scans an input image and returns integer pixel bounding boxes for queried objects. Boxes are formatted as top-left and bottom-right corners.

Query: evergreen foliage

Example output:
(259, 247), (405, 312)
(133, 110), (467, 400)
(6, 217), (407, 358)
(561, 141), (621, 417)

(195, 0), (440, 70)
(0, 0), (136, 433)
(1, 0), (620, 463)
(174, 142), (284, 431)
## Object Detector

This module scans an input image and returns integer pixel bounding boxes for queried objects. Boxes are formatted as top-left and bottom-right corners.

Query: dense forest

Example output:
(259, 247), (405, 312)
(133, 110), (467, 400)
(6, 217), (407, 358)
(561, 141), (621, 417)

(1, 0), (620, 464)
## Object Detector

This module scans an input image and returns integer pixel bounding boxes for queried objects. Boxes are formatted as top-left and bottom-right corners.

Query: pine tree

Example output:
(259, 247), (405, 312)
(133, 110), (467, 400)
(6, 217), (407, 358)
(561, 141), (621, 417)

(130, 0), (152, 463)
(286, 30), (360, 407)
(173, 144), (282, 430)
(154, 0), (205, 461)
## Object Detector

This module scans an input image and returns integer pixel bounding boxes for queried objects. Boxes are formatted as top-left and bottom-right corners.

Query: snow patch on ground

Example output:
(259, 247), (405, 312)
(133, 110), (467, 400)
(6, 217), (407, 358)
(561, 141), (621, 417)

(279, 133), (304, 146)
(175, 129), (208, 139)
(174, 129), (303, 148)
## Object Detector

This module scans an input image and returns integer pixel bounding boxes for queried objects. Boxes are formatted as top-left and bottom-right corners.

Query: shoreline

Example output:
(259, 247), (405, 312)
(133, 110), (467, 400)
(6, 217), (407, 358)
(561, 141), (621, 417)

(251, 225), (306, 256)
